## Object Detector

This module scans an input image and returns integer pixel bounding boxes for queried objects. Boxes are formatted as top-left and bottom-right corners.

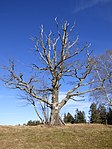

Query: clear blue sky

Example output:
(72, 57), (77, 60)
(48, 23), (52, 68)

(0, 0), (112, 125)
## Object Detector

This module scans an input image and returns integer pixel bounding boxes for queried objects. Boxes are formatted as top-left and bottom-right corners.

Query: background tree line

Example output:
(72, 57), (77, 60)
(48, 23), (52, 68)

(63, 103), (112, 125)
(89, 103), (112, 125)
(63, 109), (86, 124)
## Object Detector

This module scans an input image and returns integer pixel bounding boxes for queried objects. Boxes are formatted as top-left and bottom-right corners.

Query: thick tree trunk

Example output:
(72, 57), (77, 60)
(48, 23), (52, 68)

(50, 108), (61, 125)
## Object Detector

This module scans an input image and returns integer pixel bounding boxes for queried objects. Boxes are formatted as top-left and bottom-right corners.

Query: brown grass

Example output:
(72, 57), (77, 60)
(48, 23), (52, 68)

(0, 124), (112, 149)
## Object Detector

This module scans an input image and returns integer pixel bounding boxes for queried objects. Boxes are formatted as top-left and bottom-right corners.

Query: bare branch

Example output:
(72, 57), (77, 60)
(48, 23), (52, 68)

(55, 17), (63, 41)
(69, 87), (101, 97)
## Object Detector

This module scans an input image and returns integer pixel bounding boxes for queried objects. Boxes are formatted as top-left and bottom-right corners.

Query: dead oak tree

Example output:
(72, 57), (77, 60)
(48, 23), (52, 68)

(1, 18), (101, 125)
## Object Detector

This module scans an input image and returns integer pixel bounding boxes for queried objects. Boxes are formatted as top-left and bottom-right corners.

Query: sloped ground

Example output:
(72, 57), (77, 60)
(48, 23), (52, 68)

(0, 124), (112, 149)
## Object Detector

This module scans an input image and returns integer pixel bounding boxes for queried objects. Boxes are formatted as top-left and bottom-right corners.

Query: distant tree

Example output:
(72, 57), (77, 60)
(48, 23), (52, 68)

(98, 104), (107, 124)
(27, 120), (40, 126)
(27, 120), (35, 126)
(74, 109), (86, 123)
(90, 50), (112, 106)
(107, 108), (112, 125)
(89, 103), (101, 123)
(63, 113), (68, 123)
(0, 18), (101, 126)
(63, 113), (74, 123)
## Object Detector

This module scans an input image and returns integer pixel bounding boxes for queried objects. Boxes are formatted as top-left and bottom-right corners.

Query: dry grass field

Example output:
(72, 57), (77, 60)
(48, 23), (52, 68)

(0, 124), (112, 149)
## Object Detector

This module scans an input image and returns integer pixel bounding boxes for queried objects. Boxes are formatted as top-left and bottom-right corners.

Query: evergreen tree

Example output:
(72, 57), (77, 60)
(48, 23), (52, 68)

(26, 120), (40, 126)
(89, 102), (112, 125)
(98, 104), (107, 124)
(63, 114), (68, 123)
(89, 103), (101, 123)
(63, 113), (74, 123)
(107, 108), (112, 125)
(74, 109), (86, 123)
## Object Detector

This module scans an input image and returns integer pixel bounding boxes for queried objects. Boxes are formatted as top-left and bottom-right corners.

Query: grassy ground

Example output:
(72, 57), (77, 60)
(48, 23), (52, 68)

(0, 124), (112, 149)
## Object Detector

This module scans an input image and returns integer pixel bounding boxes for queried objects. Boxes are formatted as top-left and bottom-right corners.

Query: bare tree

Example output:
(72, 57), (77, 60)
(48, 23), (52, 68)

(90, 50), (112, 106)
(0, 18), (101, 125)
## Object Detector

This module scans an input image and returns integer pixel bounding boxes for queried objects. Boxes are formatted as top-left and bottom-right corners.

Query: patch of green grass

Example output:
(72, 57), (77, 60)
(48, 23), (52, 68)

(0, 124), (112, 149)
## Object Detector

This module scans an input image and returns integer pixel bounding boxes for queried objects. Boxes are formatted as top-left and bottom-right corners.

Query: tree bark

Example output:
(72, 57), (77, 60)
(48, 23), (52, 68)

(50, 107), (61, 125)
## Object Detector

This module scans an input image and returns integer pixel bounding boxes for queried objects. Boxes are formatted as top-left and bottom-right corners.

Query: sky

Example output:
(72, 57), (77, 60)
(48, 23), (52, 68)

(0, 0), (112, 125)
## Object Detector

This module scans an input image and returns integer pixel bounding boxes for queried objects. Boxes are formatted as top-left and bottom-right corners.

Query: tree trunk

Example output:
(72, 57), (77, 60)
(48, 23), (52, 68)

(50, 108), (61, 125)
